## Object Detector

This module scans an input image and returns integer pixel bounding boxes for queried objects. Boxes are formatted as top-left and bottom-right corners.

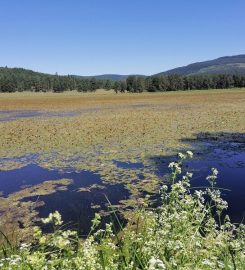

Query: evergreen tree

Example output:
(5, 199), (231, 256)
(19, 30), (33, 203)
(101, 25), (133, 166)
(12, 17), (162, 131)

(120, 81), (127, 92)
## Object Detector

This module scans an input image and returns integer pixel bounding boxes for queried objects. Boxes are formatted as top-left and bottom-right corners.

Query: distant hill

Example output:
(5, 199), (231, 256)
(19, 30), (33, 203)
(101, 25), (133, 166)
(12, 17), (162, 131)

(2, 54), (245, 84)
(88, 74), (130, 81)
(0, 67), (145, 82)
(75, 74), (146, 81)
(0, 67), (51, 77)
(155, 55), (245, 76)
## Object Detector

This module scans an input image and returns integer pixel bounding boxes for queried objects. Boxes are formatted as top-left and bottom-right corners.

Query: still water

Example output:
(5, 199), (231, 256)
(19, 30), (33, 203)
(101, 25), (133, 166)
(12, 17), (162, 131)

(0, 136), (244, 233)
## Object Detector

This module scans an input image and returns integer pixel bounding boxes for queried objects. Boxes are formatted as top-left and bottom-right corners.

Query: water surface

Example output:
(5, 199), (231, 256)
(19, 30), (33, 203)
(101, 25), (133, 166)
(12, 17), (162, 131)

(151, 138), (245, 223)
(0, 110), (81, 121)
(0, 133), (244, 232)
(0, 164), (129, 234)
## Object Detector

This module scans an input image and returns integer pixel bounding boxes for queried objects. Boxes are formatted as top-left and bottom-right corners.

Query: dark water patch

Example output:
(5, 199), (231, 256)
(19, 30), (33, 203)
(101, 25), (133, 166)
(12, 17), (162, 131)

(138, 173), (145, 180)
(0, 110), (43, 121)
(0, 164), (100, 196)
(114, 160), (144, 169)
(193, 131), (245, 144)
(0, 162), (130, 234)
(23, 183), (129, 235)
(0, 110), (81, 122)
(148, 156), (171, 178)
(185, 140), (245, 224)
(128, 104), (149, 108)
(150, 132), (245, 223)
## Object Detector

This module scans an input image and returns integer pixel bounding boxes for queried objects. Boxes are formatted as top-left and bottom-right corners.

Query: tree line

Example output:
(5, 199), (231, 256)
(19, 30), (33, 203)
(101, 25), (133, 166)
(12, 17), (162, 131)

(0, 67), (115, 93)
(0, 67), (245, 93)
(122, 74), (245, 93)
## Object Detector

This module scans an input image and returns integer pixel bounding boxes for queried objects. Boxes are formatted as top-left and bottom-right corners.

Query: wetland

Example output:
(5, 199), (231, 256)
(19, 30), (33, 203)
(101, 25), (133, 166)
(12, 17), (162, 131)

(0, 89), (245, 242)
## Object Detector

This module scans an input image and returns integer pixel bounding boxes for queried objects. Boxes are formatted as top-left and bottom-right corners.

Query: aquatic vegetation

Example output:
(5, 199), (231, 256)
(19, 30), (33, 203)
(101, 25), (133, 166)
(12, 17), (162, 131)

(0, 179), (72, 244)
(0, 90), (245, 245)
(0, 153), (244, 269)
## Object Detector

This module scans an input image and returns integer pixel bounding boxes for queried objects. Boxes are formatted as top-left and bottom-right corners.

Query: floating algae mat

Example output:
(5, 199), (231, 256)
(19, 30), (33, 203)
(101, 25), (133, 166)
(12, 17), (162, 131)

(0, 163), (129, 237)
(113, 160), (144, 169)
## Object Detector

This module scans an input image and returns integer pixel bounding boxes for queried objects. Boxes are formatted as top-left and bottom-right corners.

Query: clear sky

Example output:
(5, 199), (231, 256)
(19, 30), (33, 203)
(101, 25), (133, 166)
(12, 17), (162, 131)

(0, 0), (244, 75)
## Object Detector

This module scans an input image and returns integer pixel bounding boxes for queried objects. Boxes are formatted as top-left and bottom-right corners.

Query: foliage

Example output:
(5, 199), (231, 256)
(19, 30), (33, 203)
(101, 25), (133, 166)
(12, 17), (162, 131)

(0, 152), (244, 269)
(0, 67), (114, 93)
(1, 67), (245, 93)
(144, 74), (245, 92)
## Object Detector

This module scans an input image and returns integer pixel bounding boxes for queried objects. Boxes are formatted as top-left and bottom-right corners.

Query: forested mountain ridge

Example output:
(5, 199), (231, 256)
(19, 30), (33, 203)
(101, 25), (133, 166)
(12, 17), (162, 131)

(155, 55), (245, 76)
(1, 54), (245, 93)
(75, 74), (146, 81)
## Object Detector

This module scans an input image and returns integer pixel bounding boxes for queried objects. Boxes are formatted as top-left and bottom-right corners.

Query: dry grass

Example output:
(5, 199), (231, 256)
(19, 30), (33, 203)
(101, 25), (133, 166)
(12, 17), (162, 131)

(0, 88), (245, 110)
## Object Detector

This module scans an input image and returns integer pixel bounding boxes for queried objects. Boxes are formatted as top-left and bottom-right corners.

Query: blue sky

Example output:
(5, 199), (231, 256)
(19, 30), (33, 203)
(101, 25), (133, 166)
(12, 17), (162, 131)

(0, 0), (244, 75)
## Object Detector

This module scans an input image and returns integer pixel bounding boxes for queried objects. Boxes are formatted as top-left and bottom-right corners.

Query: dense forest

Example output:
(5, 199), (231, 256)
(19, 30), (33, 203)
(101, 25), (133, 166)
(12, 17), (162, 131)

(0, 67), (114, 93)
(123, 74), (245, 93)
(0, 67), (245, 93)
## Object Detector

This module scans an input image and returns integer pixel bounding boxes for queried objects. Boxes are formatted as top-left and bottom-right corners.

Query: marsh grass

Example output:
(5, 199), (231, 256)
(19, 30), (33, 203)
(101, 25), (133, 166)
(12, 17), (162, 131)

(0, 152), (244, 269)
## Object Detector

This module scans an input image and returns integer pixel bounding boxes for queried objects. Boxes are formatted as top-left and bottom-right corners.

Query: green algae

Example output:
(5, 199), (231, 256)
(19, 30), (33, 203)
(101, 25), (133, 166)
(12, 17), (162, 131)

(0, 179), (72, 244)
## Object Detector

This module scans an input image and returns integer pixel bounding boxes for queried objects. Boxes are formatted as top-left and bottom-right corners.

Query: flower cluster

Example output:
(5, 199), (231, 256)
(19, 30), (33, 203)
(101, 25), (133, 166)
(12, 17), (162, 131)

(206, 167), (219, 186)
(41, 210), (63, 225)
(148, 257), (166, 270)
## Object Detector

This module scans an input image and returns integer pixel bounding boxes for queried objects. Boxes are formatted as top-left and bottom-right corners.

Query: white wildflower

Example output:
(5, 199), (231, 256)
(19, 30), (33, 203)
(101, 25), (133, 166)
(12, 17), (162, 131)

(168, 162), (176, 169)
(186, 172), (193, 178)
(91, 213), (101, 228)
(178, 152), (186, 159)
(53, 235), (70, 249)
(148, 257), (166, 270)
(160, 185), (168, 192)
(202, 259), (214, 267)
(211, 167), (218, 176)
(41, 211), (63, 225)
(20, 242), (31, 250)
(186, 150), (193, 158)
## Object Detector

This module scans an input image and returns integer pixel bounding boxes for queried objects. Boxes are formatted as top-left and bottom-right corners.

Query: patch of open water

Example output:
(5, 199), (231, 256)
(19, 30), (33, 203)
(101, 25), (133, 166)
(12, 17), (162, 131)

(25, 183), (128, 235)
(0, 103), (191, 122)
(0, 164), (100, 196)
(0, 110), (81, 122)
(186, 141), (245, 223)
(0, 164), (129, 234)
(151, 140), (245, 223)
